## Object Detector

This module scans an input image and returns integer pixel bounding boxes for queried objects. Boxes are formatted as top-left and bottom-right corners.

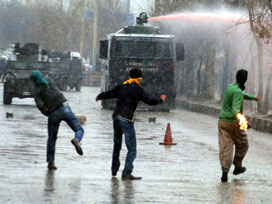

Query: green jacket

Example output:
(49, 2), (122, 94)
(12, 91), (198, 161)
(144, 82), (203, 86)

(219, 82), (255, 122)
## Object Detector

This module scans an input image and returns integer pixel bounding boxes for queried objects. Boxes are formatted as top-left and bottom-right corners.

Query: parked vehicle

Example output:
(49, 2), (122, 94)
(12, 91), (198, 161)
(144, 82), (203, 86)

(3, 43), (49, 104)
(48, 59), (70, 91)
(48, 51), (83, 91)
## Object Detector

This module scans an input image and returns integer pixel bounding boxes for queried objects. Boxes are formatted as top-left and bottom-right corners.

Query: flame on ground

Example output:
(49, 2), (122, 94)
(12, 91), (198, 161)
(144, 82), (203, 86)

(237, 113), (248, 131)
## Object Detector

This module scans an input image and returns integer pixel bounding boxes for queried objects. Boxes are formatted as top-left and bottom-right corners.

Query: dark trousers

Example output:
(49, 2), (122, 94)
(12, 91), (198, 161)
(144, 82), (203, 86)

(112, 116), (136, 176)
(47, 104), (84, 163)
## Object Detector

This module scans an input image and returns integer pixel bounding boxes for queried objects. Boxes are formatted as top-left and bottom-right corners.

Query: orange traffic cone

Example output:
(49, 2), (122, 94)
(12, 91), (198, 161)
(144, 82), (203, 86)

(159, 123), (177, 145)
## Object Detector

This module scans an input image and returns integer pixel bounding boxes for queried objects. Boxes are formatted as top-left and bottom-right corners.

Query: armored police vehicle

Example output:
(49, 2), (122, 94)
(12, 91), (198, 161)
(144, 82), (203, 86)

(3, 43), (49, 105)
(99, 12), (184, 111)
(48, 51), (83, 91)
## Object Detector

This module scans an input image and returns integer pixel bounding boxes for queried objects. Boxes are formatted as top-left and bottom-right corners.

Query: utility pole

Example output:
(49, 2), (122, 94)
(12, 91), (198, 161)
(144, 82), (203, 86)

(126, 0), (131, 24)
(69, 0), (73, 16)
(126, 0), (130, 13)
(80, 0), (86, 57)
(49, 0), (53, 8)
(92, 0), (98, 70)
(58, 0), (63, 10)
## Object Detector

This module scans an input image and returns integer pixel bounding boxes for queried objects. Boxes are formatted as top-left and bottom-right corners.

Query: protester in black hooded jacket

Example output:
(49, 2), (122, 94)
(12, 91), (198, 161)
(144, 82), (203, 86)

(96, 68), (166, 180)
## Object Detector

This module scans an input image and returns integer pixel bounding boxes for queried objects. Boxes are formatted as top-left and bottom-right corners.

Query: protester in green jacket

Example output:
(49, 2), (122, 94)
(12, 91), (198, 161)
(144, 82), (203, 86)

(218, 69), (258, 182)
(219, 83), (256, 122)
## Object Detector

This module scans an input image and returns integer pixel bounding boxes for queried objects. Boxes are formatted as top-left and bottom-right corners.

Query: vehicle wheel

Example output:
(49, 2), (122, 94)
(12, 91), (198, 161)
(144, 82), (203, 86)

(69, 84), (75, 90)
(3, 93), (12, 105)
(59, 83), (68, 91)
(75, 82), (82, 91)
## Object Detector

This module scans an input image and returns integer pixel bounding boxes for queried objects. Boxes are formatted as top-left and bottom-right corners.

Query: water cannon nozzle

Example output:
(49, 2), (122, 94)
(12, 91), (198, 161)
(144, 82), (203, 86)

(136, 12), (148, 25)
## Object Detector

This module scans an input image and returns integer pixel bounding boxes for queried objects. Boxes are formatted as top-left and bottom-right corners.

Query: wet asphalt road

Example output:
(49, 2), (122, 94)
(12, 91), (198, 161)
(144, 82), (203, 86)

(0, 84), (272, 204)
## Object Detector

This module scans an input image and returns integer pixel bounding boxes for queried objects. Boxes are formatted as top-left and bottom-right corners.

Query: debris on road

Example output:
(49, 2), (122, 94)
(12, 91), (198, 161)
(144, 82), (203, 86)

(6, 112), (13, 118)
(76, 114), (87, 125)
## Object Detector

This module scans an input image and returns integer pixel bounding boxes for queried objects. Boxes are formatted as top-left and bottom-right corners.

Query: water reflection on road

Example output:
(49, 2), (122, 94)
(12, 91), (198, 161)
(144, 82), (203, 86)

(217, 180), (246, 204)
(111, 178), (135, 204)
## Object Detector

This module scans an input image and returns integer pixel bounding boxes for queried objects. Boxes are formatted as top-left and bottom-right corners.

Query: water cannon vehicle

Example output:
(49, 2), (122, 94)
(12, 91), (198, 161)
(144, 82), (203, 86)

(99, 12), (184, 111)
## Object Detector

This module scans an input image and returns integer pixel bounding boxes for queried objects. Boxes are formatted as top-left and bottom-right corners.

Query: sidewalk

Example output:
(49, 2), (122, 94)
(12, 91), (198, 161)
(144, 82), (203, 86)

(175, 95), (272, 134)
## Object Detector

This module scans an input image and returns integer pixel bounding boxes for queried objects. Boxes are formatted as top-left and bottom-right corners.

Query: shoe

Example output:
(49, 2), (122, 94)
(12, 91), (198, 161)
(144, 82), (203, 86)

(47, 162), (57, 170)
(71, 138), (83, 155)
(122, 174), (142, 180)
(233, 167), (246, 175)
(111, 161), (120, 177)
(221, 168), (228, 182)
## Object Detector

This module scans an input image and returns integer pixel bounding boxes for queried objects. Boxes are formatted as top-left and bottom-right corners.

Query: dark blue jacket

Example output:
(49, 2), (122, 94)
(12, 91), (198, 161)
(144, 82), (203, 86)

(97, 83), (163, 120)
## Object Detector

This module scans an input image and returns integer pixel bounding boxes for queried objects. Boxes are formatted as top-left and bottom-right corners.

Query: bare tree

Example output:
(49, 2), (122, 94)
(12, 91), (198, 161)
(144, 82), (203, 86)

(247, 0), (272, 114)
(0, 0), (127, 59)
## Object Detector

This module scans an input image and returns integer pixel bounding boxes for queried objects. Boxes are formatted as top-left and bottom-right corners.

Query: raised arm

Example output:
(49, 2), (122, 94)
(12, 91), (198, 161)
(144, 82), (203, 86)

(243, 92), (256, 100)
(139, 88), (164, 106)
(96, 85), (120, 101)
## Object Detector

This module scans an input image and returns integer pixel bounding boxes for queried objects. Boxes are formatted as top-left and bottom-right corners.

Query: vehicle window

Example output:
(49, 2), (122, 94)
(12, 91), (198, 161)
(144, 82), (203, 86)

(29, 62), (48, 70)
(49, 62), (69, 69)
(9, 62), (27, 69)
(115, 40), (172, 59)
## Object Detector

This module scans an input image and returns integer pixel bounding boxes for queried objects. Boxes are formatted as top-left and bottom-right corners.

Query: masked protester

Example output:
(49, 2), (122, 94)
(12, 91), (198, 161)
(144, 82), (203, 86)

(218, 69), (258, 182)
(30, 70), (84, 170)
(96, 68), (166, 180)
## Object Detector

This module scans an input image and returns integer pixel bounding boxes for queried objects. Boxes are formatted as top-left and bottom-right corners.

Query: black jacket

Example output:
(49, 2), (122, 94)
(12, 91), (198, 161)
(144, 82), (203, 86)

(97, 83), (163, 120)
(33, 78), (66, 116)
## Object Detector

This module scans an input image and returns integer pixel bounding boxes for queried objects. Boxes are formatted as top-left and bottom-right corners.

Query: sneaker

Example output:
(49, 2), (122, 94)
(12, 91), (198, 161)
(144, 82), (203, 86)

(233, 167), (246, 175)
(221, 168), (228, 182)
(71, 138), (83, 155)
(122, 174), (142, 180)
(47, 162), (57, 170)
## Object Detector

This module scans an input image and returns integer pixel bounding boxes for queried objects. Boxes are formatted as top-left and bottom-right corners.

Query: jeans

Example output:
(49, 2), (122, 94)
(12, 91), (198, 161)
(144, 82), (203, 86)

(112, 116), (136, 176)
(47, 104), (84, 163)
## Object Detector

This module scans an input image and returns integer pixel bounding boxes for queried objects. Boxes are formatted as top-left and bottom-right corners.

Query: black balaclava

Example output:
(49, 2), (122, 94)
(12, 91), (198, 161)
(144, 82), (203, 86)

(236, 69), (248, 91)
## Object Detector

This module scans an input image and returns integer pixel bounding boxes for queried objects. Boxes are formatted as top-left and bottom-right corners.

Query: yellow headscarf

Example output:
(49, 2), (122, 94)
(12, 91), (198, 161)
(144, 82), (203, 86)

(123, 77), (142, 85)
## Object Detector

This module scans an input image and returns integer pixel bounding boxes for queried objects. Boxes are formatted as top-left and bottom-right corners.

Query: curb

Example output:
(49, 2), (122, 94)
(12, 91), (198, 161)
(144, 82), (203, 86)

(176, 99), (272, 134)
